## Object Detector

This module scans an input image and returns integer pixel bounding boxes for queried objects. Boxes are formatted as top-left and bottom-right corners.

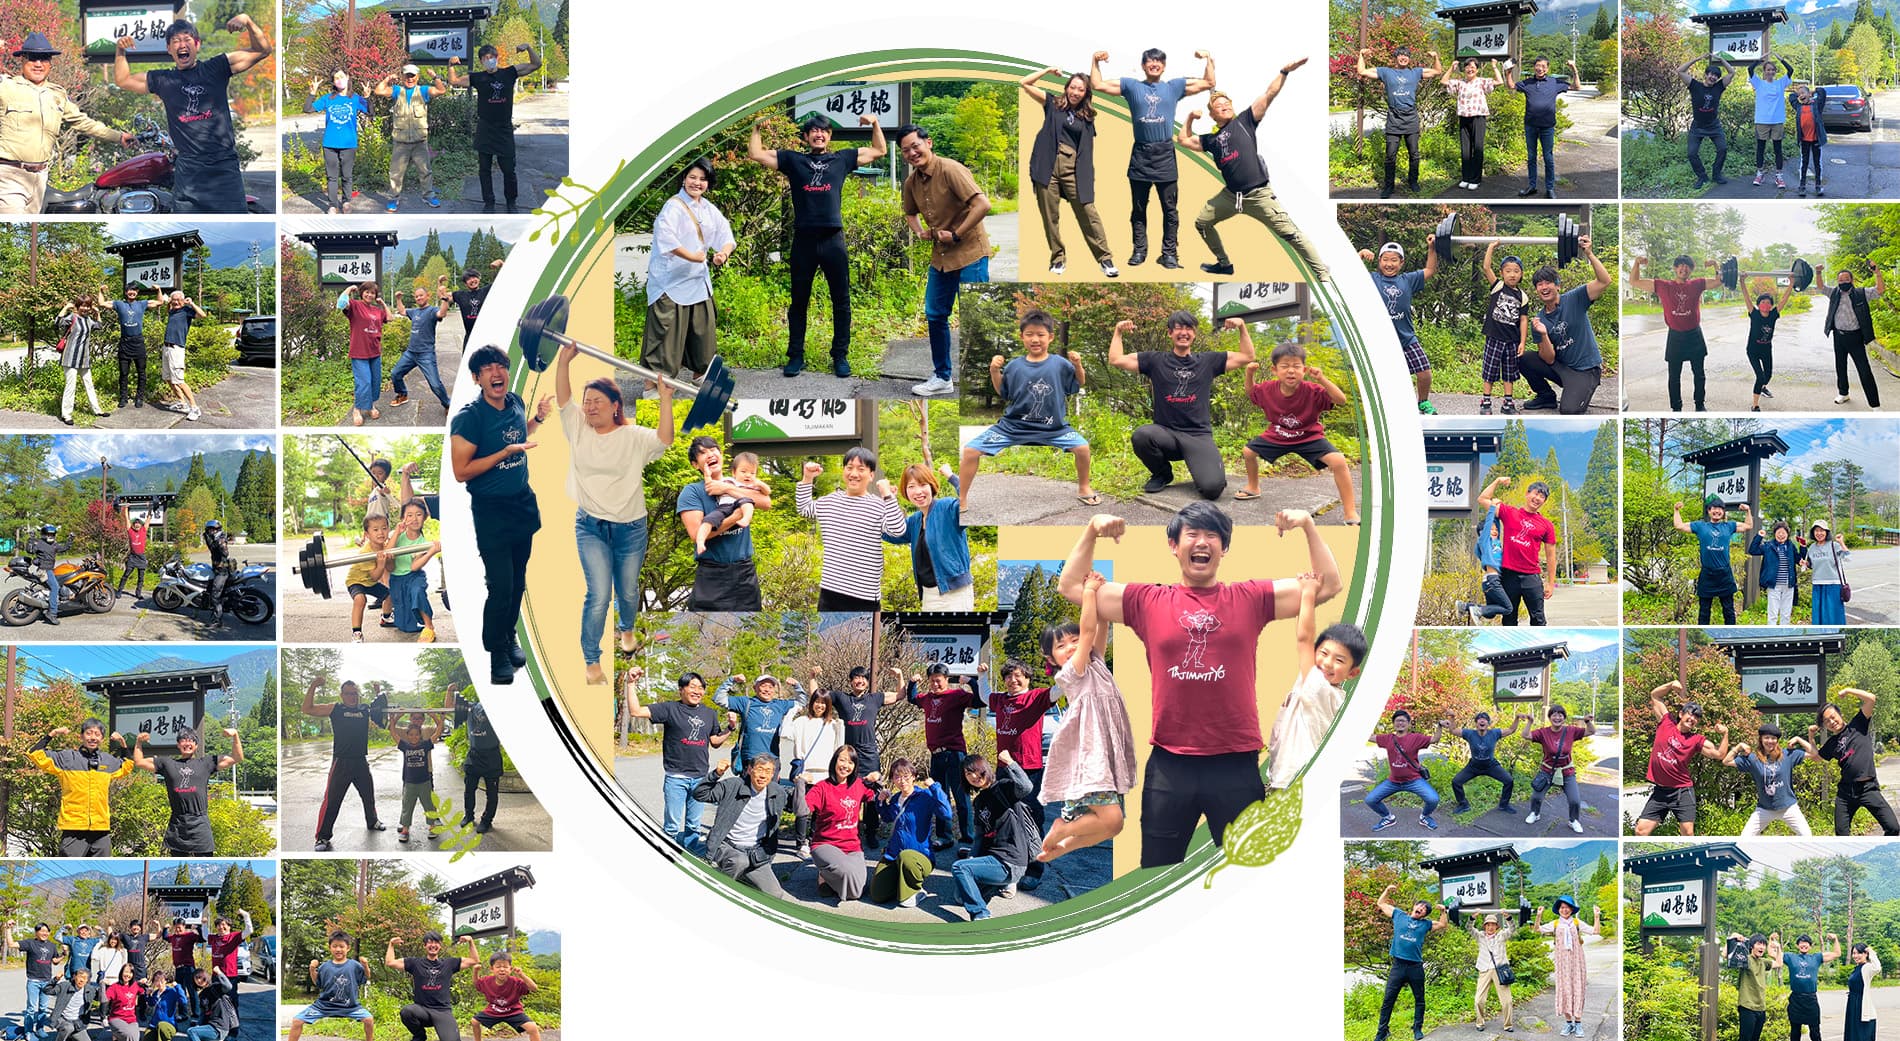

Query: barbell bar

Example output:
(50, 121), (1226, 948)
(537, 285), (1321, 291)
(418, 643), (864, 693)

(1719, 256), (1816, 293)
(292, 533), (437, 601)
(516, 294), (737, 433)
(1431, 212), (1583, 268)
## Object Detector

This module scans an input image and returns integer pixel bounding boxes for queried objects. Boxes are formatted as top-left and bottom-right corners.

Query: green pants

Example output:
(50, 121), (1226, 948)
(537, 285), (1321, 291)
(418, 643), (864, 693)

(400, 780), (442, 829)
(390, 139), (434, 196)
(642, 294), (717, 378)
(867, 849), (933, 904)
(1034, 143), (1112, 268)
(1195, 185), (1330, 281)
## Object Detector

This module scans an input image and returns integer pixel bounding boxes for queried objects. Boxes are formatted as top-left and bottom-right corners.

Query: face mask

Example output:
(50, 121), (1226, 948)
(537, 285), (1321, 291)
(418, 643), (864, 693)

(483, 57), (499, 71)
(334, 75), (349, 91)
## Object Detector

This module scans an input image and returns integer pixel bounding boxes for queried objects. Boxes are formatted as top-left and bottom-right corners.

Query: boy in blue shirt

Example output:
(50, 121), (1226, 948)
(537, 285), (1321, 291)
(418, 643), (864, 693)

(1359, 238), (1440, 414)
(308, 70), (369, 213)
(957, 309), (1096, 511)
(1456, 503), (1515, 625)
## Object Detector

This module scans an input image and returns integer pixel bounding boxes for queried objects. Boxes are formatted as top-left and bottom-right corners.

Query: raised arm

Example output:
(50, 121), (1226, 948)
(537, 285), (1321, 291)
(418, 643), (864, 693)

(1677, 56), (1701, 84)
(1019, 66), (1057, 104)
(223, 14), (274, 76)
(1699, 722), (1731, 760)
(1058, 515), (1127, 622)
(112, 38), (149, 93)
(1650, 679), (1681, 721)
(1377, 884), (1399, 916)
(1223, 317), (1256, 371)
(1846, 687), (1878, 719)
(1079, 571), (1111, 660)
(1254, 57), (1308, 119)
(1481, 240), (1500, 284)
(1420, 234), (1441, 280)
(1067, 349), (1087, 388)
(130, 731), (157, 772)
(514, 43), (540, 76)
(1087, 52), (1117, 95)
(1477, 475), (1511, 509)
(746, 121), (779, 169)
(1271, 509), (1342, 618)
(1672, 500), (1692, 533)
(554, 343), (577, 408)
(1355, 48), (1378, 80)
(1294, 571), (1320, 676)
(1629, 256), (1655, 297)
(302, 677), (335, 718)
(1176, 110), (1204, 151)
(382, 937), (403, 970)
(1189, 49), (1215, 93)
(445, 57), (469, 88)
(373, 73), (396, 98)
(1106, 320), (1141, 372)
(855, 115), (886, 166)
(1733, 502), (1754, 534)
(1579, 235), (1611, 300)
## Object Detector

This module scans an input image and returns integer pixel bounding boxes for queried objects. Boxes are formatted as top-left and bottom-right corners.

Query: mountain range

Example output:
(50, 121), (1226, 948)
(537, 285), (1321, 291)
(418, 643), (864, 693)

(134, 648), (278, 718)
(61, 450), (270, 496)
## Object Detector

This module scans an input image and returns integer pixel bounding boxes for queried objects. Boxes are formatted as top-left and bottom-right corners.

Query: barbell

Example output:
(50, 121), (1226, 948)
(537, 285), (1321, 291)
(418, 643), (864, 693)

(1430, 212), (1583, 268)
(292, 533), (437, 600)
(1719, 256), (1816, 293)
(517, 294), (737, 433)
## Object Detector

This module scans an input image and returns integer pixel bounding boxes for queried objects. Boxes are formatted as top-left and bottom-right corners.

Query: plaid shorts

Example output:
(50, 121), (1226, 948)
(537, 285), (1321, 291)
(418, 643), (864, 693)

(1401, 338), (1430, 375)
(1481, 336), (1521, 383)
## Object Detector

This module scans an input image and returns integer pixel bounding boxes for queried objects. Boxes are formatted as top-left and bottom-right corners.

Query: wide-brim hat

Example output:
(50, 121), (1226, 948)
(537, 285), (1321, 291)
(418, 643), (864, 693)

(13, 32), (59, 58)
(1552, 893), (1579, 915)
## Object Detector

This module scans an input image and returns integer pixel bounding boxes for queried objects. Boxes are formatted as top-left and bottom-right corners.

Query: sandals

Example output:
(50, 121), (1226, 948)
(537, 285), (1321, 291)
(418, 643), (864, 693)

(1233, 490), (1261, 501)
(1076, 494), (1103, 506)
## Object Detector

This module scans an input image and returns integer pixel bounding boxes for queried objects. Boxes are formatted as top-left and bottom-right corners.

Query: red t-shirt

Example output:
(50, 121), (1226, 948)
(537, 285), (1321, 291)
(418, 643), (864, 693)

(1646, 713), (1706, 788)
(105, 982), (143, 1022)
(1497, 503), (1556, 575)
(1654, 278), (1708, 332)
(1248, 379), (1333, 445)
(990, 687), (1055, 769)
(346, 299), (388, 360)
(910, 685), (979, 752)
(1120, 579), (1277, 755)
(1375, 732), (1433, 783)
(128, 527), (147, 554)
(209, 931), (242, 976)
(476, 973), (530, 1017)
(1529, 725), (1588, 776)
(167, 932), (198, 971)
(804, 777), (874, 852)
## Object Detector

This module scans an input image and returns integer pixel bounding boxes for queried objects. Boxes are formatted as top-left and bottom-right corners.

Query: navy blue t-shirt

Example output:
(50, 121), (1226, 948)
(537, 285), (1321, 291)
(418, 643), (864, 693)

(1517, 75), (1566, 128)
(450, 393), (530, 498)
(112, 299), (151, 336)
(164, 306), (194, 346)
(1734, 747), (1804, 810)
(1121, 76), (1189, 144)
(992, 354), (1081, 438)
(1540, 286), (1603, 370)
(1390, 908), (1433, 961)
(405, 306), (442, 352)
(1372, 269), (1426, 346)
(1785, 951), (1823, 993)
(1461, 727), (1505, 761)
(677, 481), (753, 564)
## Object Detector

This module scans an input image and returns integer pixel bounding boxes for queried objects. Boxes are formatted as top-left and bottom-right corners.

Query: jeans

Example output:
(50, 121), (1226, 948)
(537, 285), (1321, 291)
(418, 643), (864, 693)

(575, 511), (647, 666)
(390, 347), (448, 406)
(949, 854), (1013, 919)
(930, 747), (973, 841)
(1687, 125), (1728, 182)
(43, 566), (59, 620)
(1130, 425), (1227, 499)
(662, 772), (705, 851)
(1472, 572), (1511, 619)
(1377, 958), (1428, 1039)
(24, 977), (50, 1033)
(1499, 567), (1546, 626)
(351, 356), (382, 411)
(1524, 124), (1556, 190)
(187, 1027), (221, 1041)
(1365, 777), (1441, 819)
(924, 256), (987, 381)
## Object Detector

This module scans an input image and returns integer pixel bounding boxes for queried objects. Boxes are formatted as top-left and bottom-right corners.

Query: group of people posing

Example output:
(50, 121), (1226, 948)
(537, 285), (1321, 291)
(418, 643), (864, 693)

(1365, 703), (1598, 833)
(288, 931), (541, 1041)
(1680, 52), (1831, 194)
(51, 283), (208, 424)
(15, 913), (253, 1041)
(337, 457), (443, 643)
(27, 716), (244, 857)
(1674, 495), (1850, 625)
(1727, 930), (1873, 1041)
(336, 260), (503, 426)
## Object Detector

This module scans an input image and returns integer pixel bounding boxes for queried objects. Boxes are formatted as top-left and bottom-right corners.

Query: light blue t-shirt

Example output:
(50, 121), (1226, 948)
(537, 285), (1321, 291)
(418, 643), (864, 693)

(1785, 951), (1823, 993)
(111, 298), (150, 335)
(1751, 72), (1793, 123)
(1120, 76), (1189, 144)
(1476, 504), (1502, 569)
(310, 92), (370, 150)
(1371, 268), (1426, 346)
(1390, 907), (1433, 962)
(1540, 285), (1603, 371)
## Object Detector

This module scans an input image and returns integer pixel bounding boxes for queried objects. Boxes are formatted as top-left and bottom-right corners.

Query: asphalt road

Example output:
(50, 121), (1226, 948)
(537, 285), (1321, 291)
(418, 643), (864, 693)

(1408, 933), (1619, 1039)
(280, 739), (552, 853)
(1432, 580), (1620, 627)
(298, 312), (465, 429)
(0, 547), (276, 642)
(0, 359), (276, 431)
(1333, 89), (1621, 201)
(1689, 90), (1900, 200)
(1623, 304), (1900, 412)
(277, 552), (458, 645)
(1339, 729), (1621, 839)
(1426, 374), (1621, 415)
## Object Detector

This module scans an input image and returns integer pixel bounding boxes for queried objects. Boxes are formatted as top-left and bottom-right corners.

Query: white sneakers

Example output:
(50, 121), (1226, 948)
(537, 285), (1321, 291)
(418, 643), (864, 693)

(1568, 819), (1583, 833)
(1524, 811), (1540, 824)
(911, 377), (954, 397)
(1836, 395), (1852, 404)
(1049, 261), (1066, 276)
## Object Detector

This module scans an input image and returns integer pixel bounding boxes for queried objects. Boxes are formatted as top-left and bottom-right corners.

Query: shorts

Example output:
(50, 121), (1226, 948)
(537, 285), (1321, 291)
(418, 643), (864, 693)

(347, 582), (390, 600)
(965, 424), (1089, 457)
(1401, 338), (1430, 375)
(1245, 436), (1338, 470)
(295, 1005), (373, 1023)
(1481, 336), (1521, 383)
(1639, 784), (1698, 825)
(1061, 790), (1124, 821)
(1754, 122), (1785, 141)
(160, 342), (187, 384)
(474, 1013), (533, 1030)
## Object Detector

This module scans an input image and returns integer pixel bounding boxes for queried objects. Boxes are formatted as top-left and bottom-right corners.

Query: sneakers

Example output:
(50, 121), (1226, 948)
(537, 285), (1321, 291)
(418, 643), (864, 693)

(999, 883), (1017, 899)
(1521, 394), (1559, 411)
(1200, 261), (1235, 275)
(386, 200), (400, 212)
(1525, 811), (1541, 824)
(1775, 173), (1787, 188)
(1419, 814), (1439, 831)
(1753, 171), (1765, 186)
(1517, 186), (1538, 197)
(1568, 819), (1584, 833)
(1836, 395), (1852, 404)
(314, 840), (334, 852)
(1371, 814), (1398, 832)
(1141, 476), (1172, 494)
(1049, 261), (1066, 276)
(1500, 397), (1517, 414)
(417, 626), (435, 644)
(426, 192), (442, 209)
(1416, 400), (1438, 415)
(1478, 396), (1493, 415)
(1456, 181), (1471, 190)
(782, 356), (805, 377)
(398, 826), (410, 843)
(1760, 387), (1774, 399)
(1100, 261), (1120, 278)
(1451, 803), (1472, 815)
(832, 358), (851, 378)
(186, 407), (201, 421)
(1469, 604), (1484, 625)
(390, 394), (411, 407)
(898, 893), (919, 908)
(351, 631), (365, 643)
(910, 377), (954, 397)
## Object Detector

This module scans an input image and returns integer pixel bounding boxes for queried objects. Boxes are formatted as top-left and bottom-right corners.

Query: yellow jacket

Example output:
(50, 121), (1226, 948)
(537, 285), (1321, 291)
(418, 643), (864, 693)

(0, 74), (122, 164)
(29, 742), (133, 832)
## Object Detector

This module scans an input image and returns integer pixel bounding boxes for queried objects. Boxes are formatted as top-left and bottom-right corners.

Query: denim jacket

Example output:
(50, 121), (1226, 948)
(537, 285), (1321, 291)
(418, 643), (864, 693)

(886, 477), (972, 595)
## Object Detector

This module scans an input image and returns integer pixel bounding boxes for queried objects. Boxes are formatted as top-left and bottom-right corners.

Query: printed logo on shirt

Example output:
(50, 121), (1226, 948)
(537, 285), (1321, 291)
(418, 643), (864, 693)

(680, 715), (707, 745)
(176, 82), (214, 123)
(1169, 609), (1226, 681)
(1021, 376), (1056, 424)
(1381, 280), (1405, 320)
(1167, 363), (1199, 402)
(1543, 311), (1571, 350)
(803, 155), (834, 193)
(1138, 87), (1165, 126)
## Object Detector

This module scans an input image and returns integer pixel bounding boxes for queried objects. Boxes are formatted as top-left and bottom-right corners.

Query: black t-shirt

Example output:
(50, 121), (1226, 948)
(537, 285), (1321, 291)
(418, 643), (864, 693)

(453, 286), (491, 331)
(1748, 308), (1780, 348)
(1136, 350), (1227, 436)
(146, 54), (237, 163)
(830, 690), (884, 759)
(1687, 80), (1725, 131)
(1484, 282), (1531, 344)
(1821, 711), (1877, 783)
(775, 148), (857, 229)
(155, 755), (214, 838)
(399, 738), (434, 783)
(468, 66), (521, 151)
(122, 931), (148, 973)
(450, 393), (531, 499)
(331, 702), (374, 759)
(1057, 105), (1087, 148)
(1199, 107), (1269, 193)
(21, 937), (58, 980)
(648, 700), (720, 775)
(403, 956), (462, 1008)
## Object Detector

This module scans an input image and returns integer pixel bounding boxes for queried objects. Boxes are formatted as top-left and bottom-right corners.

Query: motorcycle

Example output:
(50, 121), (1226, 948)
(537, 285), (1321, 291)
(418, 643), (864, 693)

(150, 559), (275, 625)
(0, 555), (116, 625)
(40, 114), (265, 215)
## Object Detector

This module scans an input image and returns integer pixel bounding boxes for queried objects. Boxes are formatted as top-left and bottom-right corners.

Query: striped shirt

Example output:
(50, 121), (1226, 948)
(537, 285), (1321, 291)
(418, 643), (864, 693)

(795, 483), (907, 602)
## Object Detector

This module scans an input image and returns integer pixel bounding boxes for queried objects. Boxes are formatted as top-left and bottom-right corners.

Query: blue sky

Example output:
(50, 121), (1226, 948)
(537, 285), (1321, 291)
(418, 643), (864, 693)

(1425, 419), (1609, 487)
(27, 859), (276, 881)
(110, 221), (274, 251)
(20, 644), (270, 685)
(1471, 628), (1619, 657)
(44, 434), (275, 479)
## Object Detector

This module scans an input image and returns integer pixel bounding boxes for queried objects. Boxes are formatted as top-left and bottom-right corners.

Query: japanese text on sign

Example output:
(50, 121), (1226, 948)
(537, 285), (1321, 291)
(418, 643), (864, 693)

(1213, 280), (1298, 318)
(406, 27), (469, 61)
(1426, 462), (1473, 509)
(451, 895), (509, 936)
(159, 899), (206, 923)
(1456, 22), (1512, 58)
(83, 7), (174, 61)
(792, 83), (899, 128)
(1494, 666), (1544, 700)
(909, 633), (983, 670)
(318, 253), (380, 284)
(728, 399), (858, 441)
(1642, 882), (1704, 927)
(1440, 872), (1494, 906)
(111, 699), (199, 747)
(123, 257), (175, 290)
(1741, 664), (1821, 707)
(1703, 467), (1750, 504)
(1713, 31), (1764, 57)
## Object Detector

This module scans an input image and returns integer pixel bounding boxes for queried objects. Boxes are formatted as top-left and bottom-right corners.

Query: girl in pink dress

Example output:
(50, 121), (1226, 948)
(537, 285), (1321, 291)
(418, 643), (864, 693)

(1539, 894), (1601, 1036)
(1036, 570), (1138, 861)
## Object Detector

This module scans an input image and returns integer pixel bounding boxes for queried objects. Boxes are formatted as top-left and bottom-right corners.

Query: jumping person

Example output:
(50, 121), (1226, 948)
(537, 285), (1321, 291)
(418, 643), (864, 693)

(1744, 281), (1795, 411)
(1266, 571), (1366, 792)
(1523, 704), (1593, 831)
(1353, 46), (1440, 198)
(1478, 241), (1531, 415)
(622, 668), (732, 852)
(643, 158), (734, 381)
(1784, 933), (1840, 1041)
(1538, 896), (1601, 1036)
(1475, 476), (1557, 626)
(29, 720), (132, 855)
(1790, 81), (1828, 196)
(159, 290), (205, 420)
(1634, 680), (1730, 836)
(1804, 520), (1850, 624)
(113, 16), (272, 213)
(108, 284), (155, 409)
(1360, 238), (1439, 414)
(795, 449), (908, 613)
(1823, 264), (1884, 409)
(897, 123), (991, 397)
(0, 32), (131, 213)
(695, 753), (794, 899)
(959, 309), (1097, 509)
(309, 70), (370, 213)
(1038, 575), (1139, 862)
(388, 931), (475, 1041)
(1365, 710), (1447, 832)
(451, 345), (548, 684)
(1674, 496), (1753, 624)
(470, 945), (540, 1041)
(889, 463), (974, 610)
(1449, 710), (1523, 815)
(1678, 56), (1734, 188)
(375, 64), (447, 211)
(1748, 520), (1804, 624)
(1114, 311), (1252, 501)
(905, 664), (979, 847)
(304, 677), (390, 852)
(55, 292), (105, 425)
(286, 932), (373, 1041)
(1240, 340), (1358, 521)
(1371, 885), (1450, 1041)
(1812, 687), (1899, 835)
(1726, 722), (1817, 836)
(950, 749), (1040, 920)
(1455, 503), (1514, 625)
(676, 437), (766, 611)
(1630, 254), (1716, 412)
(390, 279), (453, 410)
(338, 281), (390, 426)
(130, 726), (242, 855)
(746, 112), (885, 377)
(1747, 54), (1796, 189)
(1521, 233), (1612, 414)
(1091, 47), (1214, 268)
(1059, 503), (1343, 865)
(1442, 56), (1503, 191)
(1021, 67), (1117, 279)
(1179, 61), (1330, 281)
(1514, 56), (1578, 199)
(445, 43), (541, 213)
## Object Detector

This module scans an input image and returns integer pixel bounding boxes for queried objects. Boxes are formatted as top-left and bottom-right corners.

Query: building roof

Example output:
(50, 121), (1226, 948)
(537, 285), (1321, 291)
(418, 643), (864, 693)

(433, 865), (536, 906)
(104, 231), (204, 256)
(1476, 641), (1570, 668)
(83, 665), (230, 697)
(1624, 842), (1752, 877)
(1682, 431), (1790, 465)
(1421, 843), (1519, 873)
(292, 230), (400, 250)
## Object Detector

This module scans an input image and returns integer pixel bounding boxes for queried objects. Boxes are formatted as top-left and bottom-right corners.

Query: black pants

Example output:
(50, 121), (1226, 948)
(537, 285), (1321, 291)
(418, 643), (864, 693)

(1452, 759), (1514, 808)
(1834, 331), (1882, 406)
(315, 756), (378, 842)
(1138, 747), (1264, 868)
(1518, 353), (1602, 414)
(1835, 778), (1900, 835)
(1457, 116), (1486, 184)
(817, 588), (879, 613)
(1130, 424), (1226, 499)
(1128, 179), (1179, 256)
(1788, 992), (1821, 1041)
(930, 747), (972, 842)
(1383, 131), (1419, 192)
(1377, 957), (1427, 1039)
(1749, 343), (1774, 394)
(1665, 328), (1708, 411)
(400, 1003), (462, 1041)
(207, 568), (229, 620)
(59, 829), (110, 856)
(1499, 567), (1546, 626)
(787, 227), (851, 364)
(688, 558), (761, 611)
(471, 490), (540, 656)
(116, 334), (146, 405)
(1740, 1006), (1766, 1041)
(1687, 126), (1728, 182)
(1531, 769), (1582, 823)
(1698, 591), (1737, 624)
(1472, 572), (1512, 619)
(1755, 136), (1785, 171)
(479, 150), (518, 205)
(117, 552), (147, 596)
(464, 767), (501, 827)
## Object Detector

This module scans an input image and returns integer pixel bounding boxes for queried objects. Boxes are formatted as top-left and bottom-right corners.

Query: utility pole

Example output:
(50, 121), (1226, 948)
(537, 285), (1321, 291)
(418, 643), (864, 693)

(0, 647), (13, 850)
(1411, 629), (1421, 698)
(1355, 0), (1369, 156)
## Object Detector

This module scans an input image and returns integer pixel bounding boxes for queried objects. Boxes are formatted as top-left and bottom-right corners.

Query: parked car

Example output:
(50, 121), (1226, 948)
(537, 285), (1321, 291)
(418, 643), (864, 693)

(1821, 85), (1875, 132)
(235, 315), (276, 365)
(250, 934), (276, 982)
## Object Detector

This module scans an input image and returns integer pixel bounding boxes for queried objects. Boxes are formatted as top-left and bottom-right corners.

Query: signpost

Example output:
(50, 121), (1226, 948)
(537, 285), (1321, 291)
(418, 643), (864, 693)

(1423, 430), (1502, 520)
(147, 884), (222, 926)
(293, 231), (401, 289)
(104, 231), (202, 295)
(1626, 844), (1753, 1041)
(1421, 844), (1521, 920)
(1683, 430), (1789, 611)
(1436, 1), (1541, 68)
(888, 612), (1005, 676)
(434, 865), (536, 942)
(1477, 641), (1569, 708)
(85, 664), (227, 752)
(1211, 282), (1311, 323)
(79, 0), (179, 63)
(1690, 7), (1788, 63)
(1713, 631), (1844, 713)
(792, 82), (912, 130)
(379, 0), (494, 66)
(725, 398), (875, 457)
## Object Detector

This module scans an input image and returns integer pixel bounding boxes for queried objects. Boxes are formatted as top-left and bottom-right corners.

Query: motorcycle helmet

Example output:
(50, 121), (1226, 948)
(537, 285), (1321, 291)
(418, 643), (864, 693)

(204, 520), (222, 532)
(39, 524), (55, 536)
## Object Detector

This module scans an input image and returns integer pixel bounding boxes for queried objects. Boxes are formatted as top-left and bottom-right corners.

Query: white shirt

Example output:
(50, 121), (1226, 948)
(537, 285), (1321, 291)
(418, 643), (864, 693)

(561, 402), (666, 523)
(779, 713), (841, 782)
(1267, 665), (1347, 790)
(727, 782), (770, 850)
(648, 191), (735, 307)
